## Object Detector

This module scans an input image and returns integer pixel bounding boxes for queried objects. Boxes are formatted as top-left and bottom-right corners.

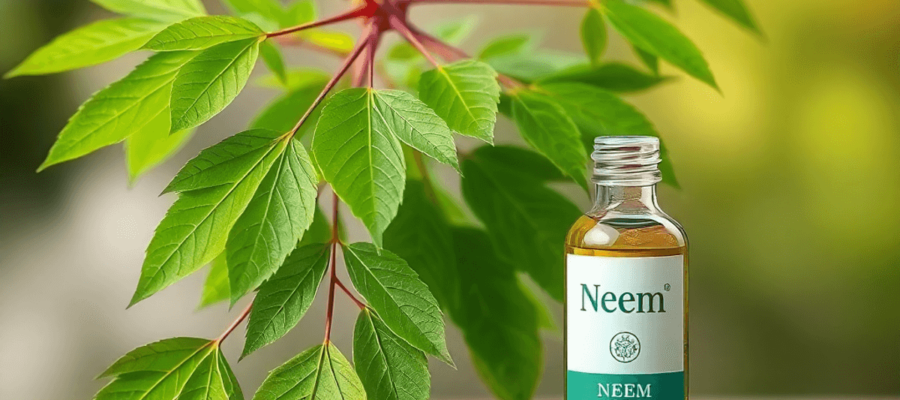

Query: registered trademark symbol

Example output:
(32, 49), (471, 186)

(664, 283), (671, 291)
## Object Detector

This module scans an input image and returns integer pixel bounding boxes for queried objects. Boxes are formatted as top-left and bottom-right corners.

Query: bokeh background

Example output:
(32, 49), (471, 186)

(1, 0), (899, 398)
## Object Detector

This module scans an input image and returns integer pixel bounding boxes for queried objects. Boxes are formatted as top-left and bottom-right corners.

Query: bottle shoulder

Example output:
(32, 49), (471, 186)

(566, 207), (687, 252)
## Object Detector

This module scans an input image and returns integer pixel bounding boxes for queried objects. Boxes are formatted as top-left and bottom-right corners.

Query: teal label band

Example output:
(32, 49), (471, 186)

(567, 370), (684, 399)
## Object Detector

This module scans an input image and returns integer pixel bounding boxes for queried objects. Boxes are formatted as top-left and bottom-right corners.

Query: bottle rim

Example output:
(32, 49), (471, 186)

(592, 136), (662, 186)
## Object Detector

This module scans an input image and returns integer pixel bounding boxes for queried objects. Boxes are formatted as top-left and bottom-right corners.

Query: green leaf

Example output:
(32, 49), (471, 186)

(372, 90), (460, 171)
(253, 344), (365, 400)
(199, 254), (230, 309)
(5, 18), (166, 78)
(534, 82), (680, 187)
(603, 0), (718, 88)
(418, 60), (500, 143)
(96, 338), (243, 400)
(251, 73), (328, 137)
(312, 88), (405, 247)
(510, 90), (589, 191)
(170, 38), (260, 132)
(633, 45), (659, 75)
(223, 0), (290, 29)
(226, 139), (318, 303)
(130, 130), (286, 306)
(125, 111), (195, 184)
(384, 180), (458, 310)
(540, 62), (669, 93)
(92, 0), (207, 22)
(698, 0), (761, 35)
(461, 146), (582, 301)
(477, 34), (536, 60)
(581, 8), (607, 65)
(255, 68), (329, 91)
(38, 50), (196, 171)
(299, 30), (355, 54)
(486, 51), (584, 83)
(447, 228), (541, 400)
(353, 309), (430, 400)
(342, 243), (452, 365)
(243, 243), (330, 358)
(259, 42), (288, 85)
(144, 16), (264, 51)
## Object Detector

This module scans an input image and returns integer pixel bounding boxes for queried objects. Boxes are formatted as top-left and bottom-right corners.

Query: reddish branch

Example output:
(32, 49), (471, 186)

(217, 301), (253, 343)
(390, 16), (441, 67)
(412, 27), (524, 88)
(267, 3), (376, 38)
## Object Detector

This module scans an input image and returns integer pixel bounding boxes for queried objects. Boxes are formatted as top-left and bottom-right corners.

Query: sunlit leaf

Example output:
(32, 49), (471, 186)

(343, 242), (453, 365)
(125, 109), (195, 183)
(39, 50), (196, 171)
(5, 18), (166, 78)
(131, 130), (286, 305)
(92, 0), (206, 22)
(603, 0), (717, 88)
(170, 38), (260, 132)
(144, 16), (263, 51)
(372, 90), (460, 171)
(312, 88), (405, 247)
(253, 344), (365, 400)
(96, 338), (243, 400)
(226, 138), (318, 303)
(243, 243), (330, 358)
(418, 60), (500, 143)
(198, 254), (230, 309)
(354, 308), (430, 400)
(223, 0), (289, 28)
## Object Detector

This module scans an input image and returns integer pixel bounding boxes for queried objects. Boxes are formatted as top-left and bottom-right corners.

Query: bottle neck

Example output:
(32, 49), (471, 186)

(591, 184), (660, 215)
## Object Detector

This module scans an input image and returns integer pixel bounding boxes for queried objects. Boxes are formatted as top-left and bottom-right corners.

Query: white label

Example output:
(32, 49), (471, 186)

(566, 254), (684, 375)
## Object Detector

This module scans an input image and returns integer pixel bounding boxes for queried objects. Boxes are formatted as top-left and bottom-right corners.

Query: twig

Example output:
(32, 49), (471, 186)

(390, 16), (441, 67)
(216, 301), (253, 343)
(267, 5), (373, 38)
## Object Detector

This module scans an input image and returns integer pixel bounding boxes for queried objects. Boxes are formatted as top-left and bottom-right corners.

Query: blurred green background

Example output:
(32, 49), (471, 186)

(1, 0), (898, 398)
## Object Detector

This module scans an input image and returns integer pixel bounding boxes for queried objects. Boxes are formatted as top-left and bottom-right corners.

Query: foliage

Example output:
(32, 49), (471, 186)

(7, 0), (760, 398)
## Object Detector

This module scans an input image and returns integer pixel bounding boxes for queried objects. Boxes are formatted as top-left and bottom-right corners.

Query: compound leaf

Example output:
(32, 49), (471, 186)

(130, 130), (286, 306)
(418, 60), (500, 143)
(5, 18), (166, 78)
(342, 243), (452, 365)
(541, 62), (669, 93)
(39, 50), (196, 171)
(144, 16), (264, 51)
(253, 344), (365, 400)
(226, 139), (318, 304)
(353, 309), (430, 400)
(581, 8), (607, 65)
(124, 110), (195, 184)
(96, 338), (243, 400)
(447, 228), (541, 400)
(603, 0), (717, 89)
(461, 146), (581, 301)
(384, 180), (458, 310)
(372, 90), (459, 172)
(698, 0), (761, 35)
(170, 38), (260, 132)
(312, 88), (405, 247)
(243, 243), (330, 358)
(510, 90), (589, 191)
(92, 0), (206, 23)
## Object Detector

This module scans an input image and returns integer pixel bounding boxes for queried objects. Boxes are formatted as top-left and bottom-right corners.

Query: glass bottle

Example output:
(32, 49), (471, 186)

(564, 136), (688, 399)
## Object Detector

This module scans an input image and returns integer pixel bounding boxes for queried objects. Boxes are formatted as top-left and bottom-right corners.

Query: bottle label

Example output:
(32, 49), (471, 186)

(566, 254), (685, 399)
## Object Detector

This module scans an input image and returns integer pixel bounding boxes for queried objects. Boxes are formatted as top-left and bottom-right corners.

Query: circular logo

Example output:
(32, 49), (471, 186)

(609, 332), (641, 363)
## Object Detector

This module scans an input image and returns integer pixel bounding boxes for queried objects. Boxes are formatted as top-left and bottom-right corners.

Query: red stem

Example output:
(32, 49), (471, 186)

(266, 5), (372, 38)
(336, 278), (366, 309)
(289, 27), (374, 135)
(390, 16), (440, 67)
(411, 0), (589, 6)
(216, 301), (252, 343)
